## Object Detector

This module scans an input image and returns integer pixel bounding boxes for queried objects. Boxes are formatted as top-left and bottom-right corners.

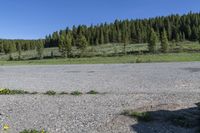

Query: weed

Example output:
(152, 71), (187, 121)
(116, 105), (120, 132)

(44, 91), (56, 95)
(59, 91), (69, 95)
(0, 89), (29, 95)
(86, 90), (99, 95)
(20, 129), (47, 133)
(70, 91), (82, 96)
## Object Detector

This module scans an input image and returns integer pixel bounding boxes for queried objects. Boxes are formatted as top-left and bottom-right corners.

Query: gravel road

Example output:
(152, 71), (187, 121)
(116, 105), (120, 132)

(0, 62), (199, 133)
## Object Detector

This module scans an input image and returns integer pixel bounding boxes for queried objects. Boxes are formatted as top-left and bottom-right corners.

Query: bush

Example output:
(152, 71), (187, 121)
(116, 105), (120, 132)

(70, 91), (82, 96)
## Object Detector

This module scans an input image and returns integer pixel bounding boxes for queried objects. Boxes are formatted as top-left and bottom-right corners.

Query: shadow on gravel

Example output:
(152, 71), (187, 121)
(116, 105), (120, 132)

(130, 103), (200, 133)
(183, 68), (200, 73)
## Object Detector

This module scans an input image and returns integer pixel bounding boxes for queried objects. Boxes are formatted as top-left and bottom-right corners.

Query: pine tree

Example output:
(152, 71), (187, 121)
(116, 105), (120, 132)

(161, 29), (169, 53)
(104, 28), (109, 44)
(148, 29), (158, 53)
(198, 30), (200, 44)
(0, 41), (4, 53)
(76, 35), (88, 56)
(182, 32), (185, 41)
(123, 31), (129, 55)
(58, 35), (65, 57)
(186, 25), (192, 40)
(59, 33), (72, 58)
(36, 40), (44, 59)
(100, 28), (104, 44)
(16, 42), (22, 60)
(191, 26), (198, 41)
(65, 33), (73, 57)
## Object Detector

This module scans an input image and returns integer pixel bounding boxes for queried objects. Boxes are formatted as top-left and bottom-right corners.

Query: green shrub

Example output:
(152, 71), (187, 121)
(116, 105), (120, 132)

(20, 129), (47, 133)
(136, 58), (143, 63)
(0, 89), (29, 95)
(86, 90), (99, 95)
(70, 91), (82, 96)
(44, 91), (56, 95)
(10, 90), (29, 94)
(122, 110), (152, 122)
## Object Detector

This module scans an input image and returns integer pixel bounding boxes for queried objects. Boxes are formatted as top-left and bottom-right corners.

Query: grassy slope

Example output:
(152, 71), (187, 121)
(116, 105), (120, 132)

(0, 41), (199, 65)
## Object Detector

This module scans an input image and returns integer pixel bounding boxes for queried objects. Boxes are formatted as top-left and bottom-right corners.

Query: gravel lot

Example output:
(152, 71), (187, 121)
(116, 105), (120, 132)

(0, 62), (199, 133)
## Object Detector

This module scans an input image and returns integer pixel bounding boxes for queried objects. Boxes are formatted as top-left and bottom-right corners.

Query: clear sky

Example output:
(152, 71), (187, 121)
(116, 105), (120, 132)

(0, 0), (199, 39)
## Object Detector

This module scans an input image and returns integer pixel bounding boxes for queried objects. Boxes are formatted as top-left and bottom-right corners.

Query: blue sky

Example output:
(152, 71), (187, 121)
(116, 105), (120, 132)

(0, 0), (199, 39)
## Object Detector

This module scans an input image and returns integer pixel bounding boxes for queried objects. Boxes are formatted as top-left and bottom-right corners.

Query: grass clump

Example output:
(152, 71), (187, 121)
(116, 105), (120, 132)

(70, 91), (83, 96)
(29, 91), (38, 95)
(0, 89), (29, 95)
(135, 58), (143, 63)
(86, 90), (99, 95)
(59, 91), (69, 95)
(44, 90), (56, 95)
(20, 129), (47, 133)
(122, 110), (152, 122)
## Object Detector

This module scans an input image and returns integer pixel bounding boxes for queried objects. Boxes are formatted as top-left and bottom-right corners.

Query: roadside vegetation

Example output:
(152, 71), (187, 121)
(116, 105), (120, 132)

(43, 90), (57, 95)
(86, 90), (100, 95)
(121, 110), (153, 122)
(70, 91), (83, 96)
(20, 129), (47, 133)
(0, 89), (29, 95)
(0, 89), (102, 96)
(0, 42), (200, 65)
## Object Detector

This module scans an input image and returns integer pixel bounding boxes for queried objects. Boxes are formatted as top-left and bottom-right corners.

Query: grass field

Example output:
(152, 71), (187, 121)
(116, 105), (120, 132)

(0, 41), (199, 65)
(0, 52), (199, 65)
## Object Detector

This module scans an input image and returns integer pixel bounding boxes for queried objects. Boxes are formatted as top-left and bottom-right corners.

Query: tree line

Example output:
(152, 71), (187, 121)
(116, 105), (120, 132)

(45, 12), (200, 49)
(0, 39), (44, 60)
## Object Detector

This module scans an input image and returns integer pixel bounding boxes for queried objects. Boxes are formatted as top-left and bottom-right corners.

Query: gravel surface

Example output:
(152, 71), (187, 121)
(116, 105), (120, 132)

(0, 62), (199, 133)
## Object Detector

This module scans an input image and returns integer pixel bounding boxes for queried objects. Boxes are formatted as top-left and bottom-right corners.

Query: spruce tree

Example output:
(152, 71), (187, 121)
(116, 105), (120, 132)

(148, 29), (158, 53)
(161, 29), (169, 53)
